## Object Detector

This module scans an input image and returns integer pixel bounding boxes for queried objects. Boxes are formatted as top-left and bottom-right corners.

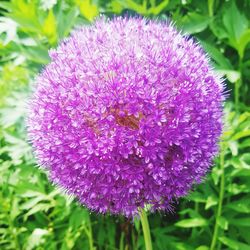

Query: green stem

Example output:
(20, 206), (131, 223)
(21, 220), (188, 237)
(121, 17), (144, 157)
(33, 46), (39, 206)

(210, 144), (225, 250)
(235, 79), (240, 112)
(119, 232), (125, 250)
(84, 213), (94, 250)
(208, 0), (214, 17)
(132, 227), (138, 250)
(191, 202), (199, 238)
(235, 58), (243, 112)
(140, 209), (153, 250)
(88, 216), (94, 250)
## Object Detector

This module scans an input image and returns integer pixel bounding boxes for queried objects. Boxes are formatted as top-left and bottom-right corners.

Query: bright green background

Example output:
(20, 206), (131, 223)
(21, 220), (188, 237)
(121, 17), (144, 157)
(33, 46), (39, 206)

(0, 0), (250, 249)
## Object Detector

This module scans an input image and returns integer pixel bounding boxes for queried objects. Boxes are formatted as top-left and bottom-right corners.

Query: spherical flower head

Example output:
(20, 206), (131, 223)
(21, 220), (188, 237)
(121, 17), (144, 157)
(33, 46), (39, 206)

(27, 17), (224, 217)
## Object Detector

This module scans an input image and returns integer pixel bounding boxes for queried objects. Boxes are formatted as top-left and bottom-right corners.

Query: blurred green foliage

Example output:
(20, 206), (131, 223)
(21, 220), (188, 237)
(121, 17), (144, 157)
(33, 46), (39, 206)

(0, 0), (250, 249)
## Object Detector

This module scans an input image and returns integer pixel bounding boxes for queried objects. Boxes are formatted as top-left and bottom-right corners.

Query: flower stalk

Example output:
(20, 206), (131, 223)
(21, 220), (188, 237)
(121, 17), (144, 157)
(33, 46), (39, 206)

(210, 142), (225, 250)
(140, 209), (153, 250)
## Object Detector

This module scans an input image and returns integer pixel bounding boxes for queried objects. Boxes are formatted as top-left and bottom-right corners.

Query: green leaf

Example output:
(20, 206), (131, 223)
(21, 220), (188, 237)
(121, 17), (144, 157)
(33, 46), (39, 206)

(238, 29), (250, 59)
(77, 0), (99, 21)
(0, 104), (25, 128)
(211, 166), (223, 185)
(69, 208), (88, 229)
(228, 183), (250, 195)
(229, 217), (250, 227)
(196, 246), (209, 250)
(10, 198), (20, 220)
(118, 0), (147, 14)
(42, 9), (57, 45)
(238, 112), (250, 124)
(19, 190), (45, 198)
(179, 208), (200, 218)
(205, 195), (218, 210)
(40, 0), (57, 10)
(25, 228), (49, 250)
(240, 138), (250, 149)
(1, 132), (31, 164)
(57, 7), (79, 39)
(241, 153), (250, 168)
(110, 1), (123, 14)
(175, 218), (208, 228)
(231, 169), (250, 178)
(149, 0), (169, 15)
(219, 236), (250, 250)
(24, 203), (52, 220)
(228, 141), (238, 156)
(209, 18), (228, 40)
(222, 1), (248, 50)
(229, 156), (250, 170)
(21, 46), (50, 64)
(226, 198), (250, 213)
(20, 196), (46, 210)
(201, 41), (232, 69)
(231, 130), (250, 141)
(216, 70), (241, 83)
(175, 242), (194, 250)
(0, 2), (12, 11)
(6, 0), (41, 32)
(0, 17), (18, 45)
(181, 13), (211, 34)
(186, 192), (207, 203)
(218, 216), (228, 230)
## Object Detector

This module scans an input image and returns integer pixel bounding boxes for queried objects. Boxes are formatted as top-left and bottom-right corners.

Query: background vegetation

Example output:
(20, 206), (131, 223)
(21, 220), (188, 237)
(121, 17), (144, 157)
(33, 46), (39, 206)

(0, 0), (250, 249)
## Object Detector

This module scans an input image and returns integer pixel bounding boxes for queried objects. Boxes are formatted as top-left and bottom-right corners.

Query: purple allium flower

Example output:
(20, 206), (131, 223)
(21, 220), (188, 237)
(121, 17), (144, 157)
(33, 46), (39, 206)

(27, 17), (224, 217)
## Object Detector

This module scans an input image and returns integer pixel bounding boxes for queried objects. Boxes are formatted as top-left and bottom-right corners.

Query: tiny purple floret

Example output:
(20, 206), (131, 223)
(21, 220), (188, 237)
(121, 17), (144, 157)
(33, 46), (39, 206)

(27, 17), (224, 217)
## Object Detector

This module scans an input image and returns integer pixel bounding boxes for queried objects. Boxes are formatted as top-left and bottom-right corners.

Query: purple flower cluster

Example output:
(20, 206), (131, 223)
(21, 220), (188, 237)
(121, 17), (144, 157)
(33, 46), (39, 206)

(27, 17), (224, 217)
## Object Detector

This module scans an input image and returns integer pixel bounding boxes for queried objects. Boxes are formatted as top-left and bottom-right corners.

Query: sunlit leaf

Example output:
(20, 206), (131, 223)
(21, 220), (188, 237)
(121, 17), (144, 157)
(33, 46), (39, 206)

(25, 228), (49, 250)
(149, 0), (169, 15)
(40, 0), (57, 10)
(211, 166), (223, 185)
(24, 203), (53, 220)
(205, 195), (217, 210)
(77, 0), (99, 22)
(20, 196), (47, 210)
(0, 17), (18, 45)
(196, 246), (209, 250)
(227, 183), (250, 195)
(216, 70), (241, 83)
(42, 9), (57, 45)
(231, 130), (250, 141)
(110, 1), (123, 14)
(175, 218), (208, 228)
